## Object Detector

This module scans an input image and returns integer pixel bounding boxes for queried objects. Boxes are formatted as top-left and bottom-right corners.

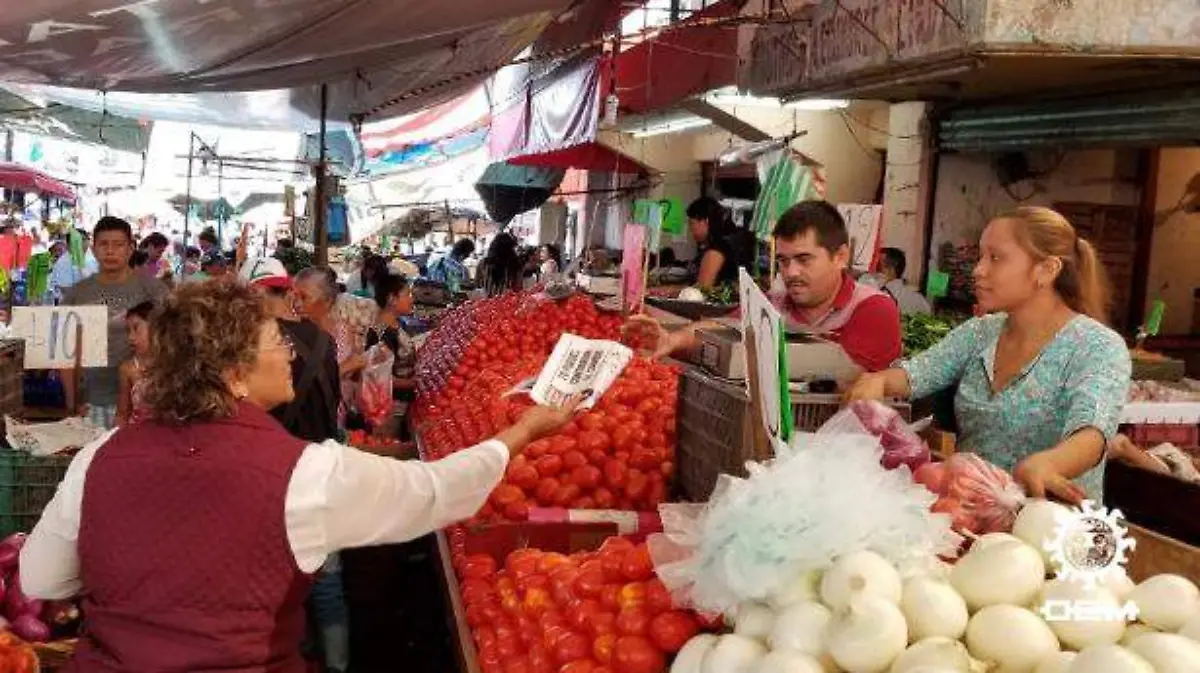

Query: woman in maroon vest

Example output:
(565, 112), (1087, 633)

(20, 281), (578, 672)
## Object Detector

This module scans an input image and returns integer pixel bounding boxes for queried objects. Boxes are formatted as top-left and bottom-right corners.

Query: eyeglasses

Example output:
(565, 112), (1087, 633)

(265, 334), (296, 359)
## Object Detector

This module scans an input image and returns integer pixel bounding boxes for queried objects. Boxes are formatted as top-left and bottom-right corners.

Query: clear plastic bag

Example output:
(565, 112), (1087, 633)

(921, 453), (1026, 534)
(811, 400), (932, 472)
(358, 343), (395, 427)
(648, 428), (960, 615)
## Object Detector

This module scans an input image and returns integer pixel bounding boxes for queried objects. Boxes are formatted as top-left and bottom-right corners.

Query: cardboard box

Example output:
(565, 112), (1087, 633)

(693, 325), (864, 384)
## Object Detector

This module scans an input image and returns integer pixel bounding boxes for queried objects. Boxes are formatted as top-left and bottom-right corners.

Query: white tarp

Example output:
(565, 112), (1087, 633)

(0, 0), (575, 127)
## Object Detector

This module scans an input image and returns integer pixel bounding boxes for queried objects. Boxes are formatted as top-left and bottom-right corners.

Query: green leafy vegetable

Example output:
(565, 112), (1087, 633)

(902, 313), (967, 356)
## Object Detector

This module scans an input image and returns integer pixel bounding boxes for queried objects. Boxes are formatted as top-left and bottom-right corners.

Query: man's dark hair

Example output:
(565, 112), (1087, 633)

(186, 246), (201, 261)
(140, 232), (169, 250)
(277, 238), (295, 249)
(94, 216), (133, 242)
(772, 200), (849, 254)
(129, 250), (150, 268)
(198, 227), (219, 246)
(451, 238), (476, 260)
(879, 247), (907, 278)
(686, 197), (725, 223)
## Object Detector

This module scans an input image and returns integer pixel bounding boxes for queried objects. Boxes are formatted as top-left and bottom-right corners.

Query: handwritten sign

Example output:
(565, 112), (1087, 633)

(634, 198), (684, 236)
(10, 306), (108, 369)
(739, 268), (791, 449)
(838, 204), (883, 271)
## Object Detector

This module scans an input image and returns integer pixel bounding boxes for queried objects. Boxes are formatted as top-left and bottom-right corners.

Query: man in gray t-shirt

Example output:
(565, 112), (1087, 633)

(62, 217), (168, 428)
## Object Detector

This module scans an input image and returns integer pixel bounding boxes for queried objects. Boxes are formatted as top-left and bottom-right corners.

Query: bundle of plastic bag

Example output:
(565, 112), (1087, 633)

(913, 453), (1026, 534)
(818, 400), (931, 472)
(648, 427), (960, 615)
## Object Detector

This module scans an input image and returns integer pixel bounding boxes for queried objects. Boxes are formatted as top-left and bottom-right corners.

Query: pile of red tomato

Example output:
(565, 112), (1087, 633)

(452, 536), (712, 673)
(413, 291), (681, 522)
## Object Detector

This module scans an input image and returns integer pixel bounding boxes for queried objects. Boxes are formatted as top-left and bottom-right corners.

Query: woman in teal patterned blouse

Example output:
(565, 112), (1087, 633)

(850, 207), (1131, 503)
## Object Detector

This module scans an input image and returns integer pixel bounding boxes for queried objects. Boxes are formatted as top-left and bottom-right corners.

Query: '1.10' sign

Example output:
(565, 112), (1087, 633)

(10, 306), (109, 369)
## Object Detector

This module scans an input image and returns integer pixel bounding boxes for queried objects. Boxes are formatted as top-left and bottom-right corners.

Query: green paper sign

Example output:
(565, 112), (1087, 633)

(634, 198), (685, 236)
(778, 325), (793, 443)
(1146, 300), (1166, 337)
(926, 270), (950, 299)
(68, 229), (85, 269)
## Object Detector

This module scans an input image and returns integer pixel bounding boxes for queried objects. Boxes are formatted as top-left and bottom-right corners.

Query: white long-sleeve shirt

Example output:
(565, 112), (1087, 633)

(20, 431), (510, 599)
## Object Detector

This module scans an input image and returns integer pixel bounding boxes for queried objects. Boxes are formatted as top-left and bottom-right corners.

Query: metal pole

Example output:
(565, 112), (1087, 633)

(314, 83), (329, 266)
(184, 132), (195, 277)
(217, 157), (224, 246)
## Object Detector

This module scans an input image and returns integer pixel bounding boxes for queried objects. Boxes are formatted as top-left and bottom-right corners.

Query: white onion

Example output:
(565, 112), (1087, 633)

(769, 570), (824, 611)
(1125, 632), (1200, 673)
(1119, 623), (1157, 646)
(1179, 611), (1200, 643)
(702, 635), (768, 673)
(900, 668), (962, 673)
(768, 601), (832, 656)
(755, 650), (826, 673)
(965, 605), (1060, 672)
(1101, 571), (1136, 602)
(901, 577), (969, 642)
(888, 637), (973, 673)
(1033, 652), (1076, 673)
(1038, 580), (1126, 650)
(820, 551), (903, 611)
(1064, 645), (1153, 673)
(1130, 574), (1200, 631)
(972, 533), (1022, 552)
(734, 603), (778, 642)
(827, 596), (908, 673)
(1012, 500), (1071, 566)
(672, 635), (719, 673)
(951, 540), (1045, 611)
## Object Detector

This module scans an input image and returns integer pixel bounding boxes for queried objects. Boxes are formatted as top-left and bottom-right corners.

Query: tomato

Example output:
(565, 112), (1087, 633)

(463, 554), (498, 580)
(561, 660), (598, 673)
(599, 584), (621, 610)
(528, 647), (555, 673)
(593, 487), (616, 509)
(516, 573), (550, 593)
(600, 551), (625, 582)
(621, 547), (654, 582)
(509, 465), (541, 489)
(624, 471), (648, 501)
(579, 413), (606, 432)
(579, 430), (612, 454)
(549, 483), (580, 507)
(563, 451), (589, 470)
(461, 578), (495, 605)
(611, 426), (636, 450)
(537, 553), (572, 574)
(553, 631), (591, 665)
(589, 611), (617, 637)
(588, 449), (609, 466)
(617, 583), (646, 610)
(568, 599), (603, 631)
(550, 436), (579, 454)
(495, 635), (522, 659)
(602, 460), (628, 490)
(535, 454), (564, 477)
(508, 552), (541, 579)
(570, 465), (603, 491)
(643, 580), (673, 614)
(504, 500), (531, 521)
(612, 635), (665, 673)
(593, 633), (617, 664)
(523, 587), (553, 615)
(615, 607), (650, 636)
(504, 657), (532, 673)
(535, 478), (561, 505)
(647, 611), (698, 653)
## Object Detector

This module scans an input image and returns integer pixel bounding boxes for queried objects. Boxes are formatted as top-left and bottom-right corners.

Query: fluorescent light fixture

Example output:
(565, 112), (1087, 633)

(703, 88), (850, 111)
(630, 117), (712, 138)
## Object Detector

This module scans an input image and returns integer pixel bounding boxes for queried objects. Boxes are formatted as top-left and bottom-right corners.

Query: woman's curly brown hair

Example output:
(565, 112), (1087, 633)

(143, 280), (270, 423)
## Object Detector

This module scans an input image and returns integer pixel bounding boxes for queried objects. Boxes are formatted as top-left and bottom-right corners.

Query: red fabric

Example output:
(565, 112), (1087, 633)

(599, 0), (737, 115)
(0, 163), (76, 202)
(71, 403), (313, 673)
(773, 275), (902, 373)
(507, 142), (651, 175)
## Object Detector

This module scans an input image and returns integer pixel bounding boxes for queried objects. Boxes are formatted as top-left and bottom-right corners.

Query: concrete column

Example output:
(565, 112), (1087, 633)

(881, 102), (932, 285)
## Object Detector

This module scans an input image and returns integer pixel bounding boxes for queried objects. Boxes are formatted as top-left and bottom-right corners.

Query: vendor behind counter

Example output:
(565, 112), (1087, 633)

(632, 200), (902, 373)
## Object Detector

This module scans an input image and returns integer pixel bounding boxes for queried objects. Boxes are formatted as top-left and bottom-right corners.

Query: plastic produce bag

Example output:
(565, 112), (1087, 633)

(648, 428), (960, 615)
(915, 453), (1026, 534)
(358, 344), (395, 427)
(811, 400), (931, 472)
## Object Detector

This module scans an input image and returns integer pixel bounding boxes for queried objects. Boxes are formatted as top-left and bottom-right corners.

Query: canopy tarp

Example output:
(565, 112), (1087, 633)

(0, 162), (76, 202)
(0, 0), (609, 127)
(474, 161), (566, 224)
(507, 142), (652, 175)
(0, 90), (151, 155)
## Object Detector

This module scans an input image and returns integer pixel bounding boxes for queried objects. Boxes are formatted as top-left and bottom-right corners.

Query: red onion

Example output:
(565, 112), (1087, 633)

(10, 614), (49, 642)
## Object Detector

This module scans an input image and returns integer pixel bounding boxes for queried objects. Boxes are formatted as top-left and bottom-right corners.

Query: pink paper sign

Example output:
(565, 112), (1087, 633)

(620, 224), (646, 312)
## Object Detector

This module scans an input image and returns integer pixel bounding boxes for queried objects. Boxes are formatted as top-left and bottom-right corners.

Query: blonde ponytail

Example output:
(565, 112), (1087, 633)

(999, 206), (1112, 324)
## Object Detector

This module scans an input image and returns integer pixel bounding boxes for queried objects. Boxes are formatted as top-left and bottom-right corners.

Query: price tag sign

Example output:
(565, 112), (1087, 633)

(739, 269), (791, 448)
(10, 306), (108, 369)
(529, 334), (633, 410)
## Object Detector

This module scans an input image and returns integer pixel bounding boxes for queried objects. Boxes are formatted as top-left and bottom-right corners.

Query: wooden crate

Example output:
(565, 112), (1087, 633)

(1126, 524), (1200, 585)
(1105, 460), (1200, 547)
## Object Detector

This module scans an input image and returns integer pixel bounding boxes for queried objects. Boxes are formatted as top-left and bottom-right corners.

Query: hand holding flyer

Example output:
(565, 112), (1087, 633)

(529, 333), (633, 409)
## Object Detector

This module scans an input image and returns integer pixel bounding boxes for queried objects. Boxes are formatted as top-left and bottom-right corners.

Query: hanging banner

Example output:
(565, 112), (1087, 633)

(620, 224), (647, 313)
(750, 151), (820, 241)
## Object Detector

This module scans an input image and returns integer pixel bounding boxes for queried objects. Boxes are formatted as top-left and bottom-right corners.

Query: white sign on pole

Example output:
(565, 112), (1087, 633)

(10, 306), (109, 369)
(739, 268), (786, 449)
